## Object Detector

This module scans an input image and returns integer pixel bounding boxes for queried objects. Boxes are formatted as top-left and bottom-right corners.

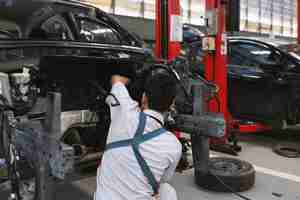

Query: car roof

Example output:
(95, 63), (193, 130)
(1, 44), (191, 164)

(227, 36), (295, 47)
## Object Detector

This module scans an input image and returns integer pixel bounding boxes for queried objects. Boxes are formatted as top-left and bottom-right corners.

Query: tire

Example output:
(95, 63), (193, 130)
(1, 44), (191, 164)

(273, 143), (300, 158)
(62, 128), (82, 145)
(195, 157), (255, 192)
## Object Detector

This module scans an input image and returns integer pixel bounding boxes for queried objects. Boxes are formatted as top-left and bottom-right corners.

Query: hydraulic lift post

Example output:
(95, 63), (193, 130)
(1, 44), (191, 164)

(155, 0), (181, 61)
(204, 0), (272, 152)
(204, 0), (230, 146)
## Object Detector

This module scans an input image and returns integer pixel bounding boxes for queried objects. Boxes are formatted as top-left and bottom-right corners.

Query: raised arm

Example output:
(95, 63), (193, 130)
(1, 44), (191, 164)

(106, 75), (139, 121)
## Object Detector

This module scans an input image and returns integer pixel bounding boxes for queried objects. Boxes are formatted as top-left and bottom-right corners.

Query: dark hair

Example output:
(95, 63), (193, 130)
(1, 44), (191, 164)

(144, 70), (178, 112)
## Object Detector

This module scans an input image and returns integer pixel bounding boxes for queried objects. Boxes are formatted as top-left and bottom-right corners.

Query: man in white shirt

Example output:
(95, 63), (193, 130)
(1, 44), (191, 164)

(95, 70), (182, 200)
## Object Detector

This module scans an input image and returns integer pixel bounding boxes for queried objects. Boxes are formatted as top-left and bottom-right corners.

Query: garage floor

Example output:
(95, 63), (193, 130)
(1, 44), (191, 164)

(1, 133), (300, 200)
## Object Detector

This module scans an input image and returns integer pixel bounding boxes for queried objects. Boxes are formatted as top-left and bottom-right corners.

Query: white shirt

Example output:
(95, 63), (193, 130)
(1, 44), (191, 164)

(95, 82), (182, 200)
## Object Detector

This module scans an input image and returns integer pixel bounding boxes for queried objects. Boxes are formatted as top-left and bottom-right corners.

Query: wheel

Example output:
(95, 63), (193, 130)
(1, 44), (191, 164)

(195, 157), (255, 192)
(270, 112), (287, 130)
(62, 128), (82, 145)
(273, 143), (300, 158)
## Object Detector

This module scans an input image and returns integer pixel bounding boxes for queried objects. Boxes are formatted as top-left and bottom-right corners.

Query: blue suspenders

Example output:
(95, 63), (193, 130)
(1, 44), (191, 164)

(105, 112), (166, 195)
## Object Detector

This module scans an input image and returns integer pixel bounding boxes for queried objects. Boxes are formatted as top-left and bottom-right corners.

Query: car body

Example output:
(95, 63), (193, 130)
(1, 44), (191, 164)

(183, 25), (300, 127)
(0, 1), (150, 199)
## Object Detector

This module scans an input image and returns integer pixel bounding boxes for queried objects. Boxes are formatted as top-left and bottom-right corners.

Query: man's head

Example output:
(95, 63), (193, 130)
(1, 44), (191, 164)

(141, 70), (178, 113)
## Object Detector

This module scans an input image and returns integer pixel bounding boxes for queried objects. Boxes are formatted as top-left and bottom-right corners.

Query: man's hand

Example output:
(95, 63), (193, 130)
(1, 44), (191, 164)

(111, 75), (130, 85)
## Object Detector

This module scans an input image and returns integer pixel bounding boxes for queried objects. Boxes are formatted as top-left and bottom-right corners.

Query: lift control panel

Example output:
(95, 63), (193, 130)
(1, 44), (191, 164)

(205, 9), (218, 36)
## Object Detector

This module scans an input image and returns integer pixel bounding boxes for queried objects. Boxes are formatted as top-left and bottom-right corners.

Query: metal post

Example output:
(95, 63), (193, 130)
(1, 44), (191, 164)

(191, 84), (209, 174)
(258, 0), (262, 33)
(44, 92), (61, 140)
(281, 0), (284, 35)
(270, 0), (274, 33)
(37, 92), (62, 200)
(110, 0), (116, 14)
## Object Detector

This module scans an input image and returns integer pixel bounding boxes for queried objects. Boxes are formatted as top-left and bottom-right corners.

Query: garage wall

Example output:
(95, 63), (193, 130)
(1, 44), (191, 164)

(86, 0), (298, 39)
(83, 0), (205, 25)
(240, 0), (297, 37)
(113, 15), (155, 41)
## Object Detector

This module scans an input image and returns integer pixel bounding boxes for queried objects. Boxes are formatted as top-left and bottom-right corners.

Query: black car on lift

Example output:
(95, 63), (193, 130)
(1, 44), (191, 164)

(0, 1), (151, 199)
(183, 25), (300, 129)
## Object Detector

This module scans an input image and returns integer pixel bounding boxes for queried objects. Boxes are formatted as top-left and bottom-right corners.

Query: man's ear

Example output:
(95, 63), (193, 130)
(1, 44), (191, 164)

(141, 93), (149, 110)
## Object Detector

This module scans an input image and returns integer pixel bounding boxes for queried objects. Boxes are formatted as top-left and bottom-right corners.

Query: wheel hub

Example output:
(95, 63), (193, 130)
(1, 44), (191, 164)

(213, 160), (242, 173)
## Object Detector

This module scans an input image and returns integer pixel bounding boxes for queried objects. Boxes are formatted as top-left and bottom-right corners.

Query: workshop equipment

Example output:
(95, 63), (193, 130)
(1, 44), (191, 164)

(0, 91), (74, 200)
(155, 0), (255, 192)
(202, 0), (270, 154)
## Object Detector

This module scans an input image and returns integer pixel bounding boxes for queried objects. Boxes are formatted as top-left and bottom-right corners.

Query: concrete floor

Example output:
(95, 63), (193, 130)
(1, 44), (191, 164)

(1, 134), (300, 200)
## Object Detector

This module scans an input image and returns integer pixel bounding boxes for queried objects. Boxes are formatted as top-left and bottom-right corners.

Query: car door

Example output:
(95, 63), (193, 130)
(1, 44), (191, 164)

(228, 40), (284, 122)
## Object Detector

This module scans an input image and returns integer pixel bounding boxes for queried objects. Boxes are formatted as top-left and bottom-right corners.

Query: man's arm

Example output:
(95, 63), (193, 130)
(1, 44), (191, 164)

(160, 142), (182, 183)
(106, 75), (139, 120)
(107, 75), (138, 109)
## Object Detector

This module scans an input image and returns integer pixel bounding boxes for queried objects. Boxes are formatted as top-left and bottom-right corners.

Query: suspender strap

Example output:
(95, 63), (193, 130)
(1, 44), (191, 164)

(105, 112), (166, 195)
(132, 145), (159, 194)
(134, 112), (147, 137)
(105, 139), (132, 150)
(105, 112), (147, 150)
(139, 128), (166, 142)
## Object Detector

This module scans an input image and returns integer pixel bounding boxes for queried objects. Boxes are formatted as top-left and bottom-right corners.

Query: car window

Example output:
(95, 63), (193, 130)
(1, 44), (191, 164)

(0, 31), (10, 39)
(29, 15), (73, 40)
(77, 18), (121, 44)
(229, 42), (281, 68)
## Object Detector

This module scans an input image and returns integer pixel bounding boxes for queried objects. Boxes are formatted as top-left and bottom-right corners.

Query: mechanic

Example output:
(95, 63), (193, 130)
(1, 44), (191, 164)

(95, 70), (182, 200)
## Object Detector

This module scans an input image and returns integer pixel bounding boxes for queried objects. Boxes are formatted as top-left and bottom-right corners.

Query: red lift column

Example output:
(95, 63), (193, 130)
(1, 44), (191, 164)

(204, 0), (229, 145)
(155, 0), (181, 61)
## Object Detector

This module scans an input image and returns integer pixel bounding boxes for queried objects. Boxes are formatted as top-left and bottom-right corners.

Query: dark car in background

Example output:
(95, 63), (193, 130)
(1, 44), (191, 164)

(183, 25), (300, 128)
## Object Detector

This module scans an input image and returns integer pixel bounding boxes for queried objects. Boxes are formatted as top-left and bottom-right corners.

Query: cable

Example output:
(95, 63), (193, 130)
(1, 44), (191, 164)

(211, 173), (253, 200)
